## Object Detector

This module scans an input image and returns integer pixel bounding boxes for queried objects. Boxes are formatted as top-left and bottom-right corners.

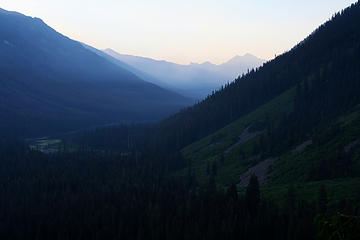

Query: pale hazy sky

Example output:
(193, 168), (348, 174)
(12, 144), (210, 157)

(1, 0), (357, 64)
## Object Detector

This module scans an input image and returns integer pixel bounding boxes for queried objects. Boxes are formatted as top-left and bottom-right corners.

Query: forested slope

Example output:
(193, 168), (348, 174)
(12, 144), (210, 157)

(174, 2), (360, 205)
(153, 2), (360, 155)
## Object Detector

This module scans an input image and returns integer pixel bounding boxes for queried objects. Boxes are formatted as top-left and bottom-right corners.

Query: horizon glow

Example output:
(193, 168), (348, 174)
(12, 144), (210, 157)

(1, 0), (357, 64)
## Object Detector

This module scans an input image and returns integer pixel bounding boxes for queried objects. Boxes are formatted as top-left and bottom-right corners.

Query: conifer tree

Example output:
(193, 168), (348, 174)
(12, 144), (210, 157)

(245, 174), (260, 215)
(318, 185), (328, 215)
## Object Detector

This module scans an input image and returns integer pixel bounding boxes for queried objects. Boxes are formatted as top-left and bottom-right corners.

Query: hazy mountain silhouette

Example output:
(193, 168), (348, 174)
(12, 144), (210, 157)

(190, 53), (265, 79)
(104, 49), (264, 99)
(0, 8), (191, 136)
(82, 43), (174, 94)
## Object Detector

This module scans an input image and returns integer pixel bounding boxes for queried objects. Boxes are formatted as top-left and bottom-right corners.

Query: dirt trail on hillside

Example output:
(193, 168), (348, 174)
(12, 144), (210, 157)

(345, 139), (360, 153)
(237, 158), (277, 187)
(225, 125), (261, 154)
(291, 140), (312, 154)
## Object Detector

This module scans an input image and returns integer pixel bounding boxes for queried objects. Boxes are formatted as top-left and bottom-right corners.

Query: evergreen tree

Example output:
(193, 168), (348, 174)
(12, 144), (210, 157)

(211, 161), (218, 176)
(318, 185), (328, 215)
(227, 184), (238, 201)
(245, 174), (260, 215)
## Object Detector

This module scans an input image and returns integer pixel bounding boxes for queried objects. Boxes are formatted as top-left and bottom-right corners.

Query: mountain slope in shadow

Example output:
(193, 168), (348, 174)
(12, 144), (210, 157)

(0, 8), (191, 136)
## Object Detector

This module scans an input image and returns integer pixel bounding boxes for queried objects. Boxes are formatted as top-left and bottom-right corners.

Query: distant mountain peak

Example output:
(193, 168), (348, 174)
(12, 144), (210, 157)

(243, 53), (256, 58)
(103, 48), (267, 97)
(225, 54), (264, 65)
(230, 53), (257, 60)
(190, 61), (214, 66)
(104, 48), (115, 53)
(201, 61), (214, 65)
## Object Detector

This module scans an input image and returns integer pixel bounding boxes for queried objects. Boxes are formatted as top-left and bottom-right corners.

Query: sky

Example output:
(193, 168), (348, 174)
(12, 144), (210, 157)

(0, 0), (357, 64)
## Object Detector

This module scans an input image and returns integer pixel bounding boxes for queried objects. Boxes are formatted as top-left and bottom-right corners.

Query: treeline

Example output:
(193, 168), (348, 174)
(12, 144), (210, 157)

(72, 124), (153, 152)
(0, 148), (359, 240)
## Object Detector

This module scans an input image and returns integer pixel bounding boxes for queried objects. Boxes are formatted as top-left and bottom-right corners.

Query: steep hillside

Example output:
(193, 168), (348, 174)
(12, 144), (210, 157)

(153, 1), (360, 156)
(180, 93), (360, 185)
(0, 9), (190, 136)
(174, 2), (360, 201)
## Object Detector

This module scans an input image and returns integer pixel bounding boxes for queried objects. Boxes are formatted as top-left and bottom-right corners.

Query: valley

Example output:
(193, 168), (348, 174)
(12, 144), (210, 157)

(0, 1), (360, 240)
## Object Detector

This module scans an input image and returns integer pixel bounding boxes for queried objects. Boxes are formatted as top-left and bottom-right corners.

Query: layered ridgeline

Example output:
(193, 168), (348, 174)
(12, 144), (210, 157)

(0, 8), (191, 136)
(104, 49), (264, 99)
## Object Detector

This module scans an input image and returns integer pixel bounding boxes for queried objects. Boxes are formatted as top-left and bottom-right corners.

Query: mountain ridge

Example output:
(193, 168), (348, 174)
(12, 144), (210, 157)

(0, 8), (191, 136)
(103, 48), (265, 98)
